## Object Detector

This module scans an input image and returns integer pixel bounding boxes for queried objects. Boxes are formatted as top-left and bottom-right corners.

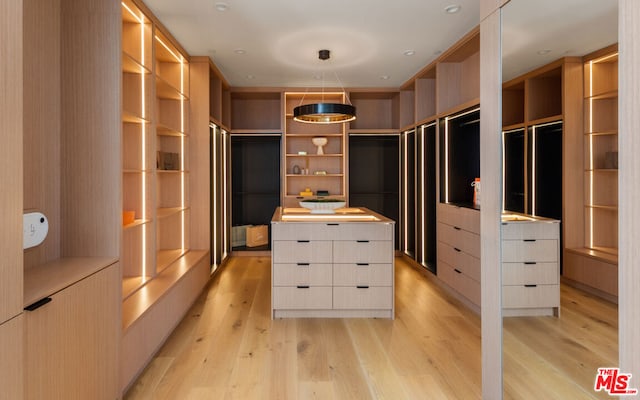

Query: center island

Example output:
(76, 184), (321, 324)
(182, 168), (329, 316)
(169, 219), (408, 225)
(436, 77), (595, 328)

(271, 207), (396, 319)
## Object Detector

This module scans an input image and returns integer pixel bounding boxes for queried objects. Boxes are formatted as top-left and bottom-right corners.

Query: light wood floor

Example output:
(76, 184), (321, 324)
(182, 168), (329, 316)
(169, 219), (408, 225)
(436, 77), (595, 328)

(124, 256), (617, 400)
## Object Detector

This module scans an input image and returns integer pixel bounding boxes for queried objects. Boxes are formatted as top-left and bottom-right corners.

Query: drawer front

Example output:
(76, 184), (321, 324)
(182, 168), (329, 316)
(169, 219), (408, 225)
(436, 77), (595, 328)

(502, 262), (559, 285)
(333, 263), (393, 286)
(272, 222), (393, 241)
(438, 260), (481, 306)
(333, 286), (393, 310)
(437, 222), (480, 257)
(501, 221), (559, 240)
(272, 286), (333, 309)
(437, 241), (480, 282)
(502, 284), (560, 309)
(502, 239), (558, 263)
(273, 263), (333, 286)
(272, 241), (333, 263)
(333, 241), (394, 263)
(437, 203), (480, 234)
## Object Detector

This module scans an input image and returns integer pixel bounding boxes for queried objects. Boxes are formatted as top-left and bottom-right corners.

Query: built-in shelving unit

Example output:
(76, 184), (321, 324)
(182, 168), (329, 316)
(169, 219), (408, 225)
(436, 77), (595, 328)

(564, 45), (618, 299)
(120, 1), (212, 392)
(347, 90), (399, 133)
(283, 92), (347, 207)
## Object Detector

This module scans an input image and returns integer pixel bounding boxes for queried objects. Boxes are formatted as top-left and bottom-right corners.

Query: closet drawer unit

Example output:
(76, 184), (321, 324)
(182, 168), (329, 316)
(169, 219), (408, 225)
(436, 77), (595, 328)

(333, 286), (393, 310)
(272, 286), (333, 309)
(328, 222), (394, 241)
(272, 223), (334, 241)
(333, 241), (394, 264)
(272, 240), (332, 263)
(502, 239), (558, 263)
(438, 260), (481, 306)
(502, 262), (559, 285)
(437, 222), (480, 257)
(437, 241), (480, 282)
(501, 221), (559, 240)
(438, 203), (480, 233)
(272, 263), (333, 286)
(333, 263), (393, 287)
(502, 284), (560, 309)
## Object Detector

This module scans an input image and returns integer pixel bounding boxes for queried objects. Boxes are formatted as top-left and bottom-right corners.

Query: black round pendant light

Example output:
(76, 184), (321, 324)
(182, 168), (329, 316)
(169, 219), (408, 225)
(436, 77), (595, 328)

(292, 50), (356, 124)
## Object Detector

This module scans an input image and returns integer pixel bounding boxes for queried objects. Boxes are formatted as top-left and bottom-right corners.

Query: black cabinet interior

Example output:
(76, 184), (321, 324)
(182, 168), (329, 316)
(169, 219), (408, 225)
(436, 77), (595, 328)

(530, 122), (563, 220)
(231, 135), (281, 250)
(503, 128), (526, 213)
(421, 123), (437, 272)
(440, 108), (480, 208)
(403, 130), (416, 258)
(348, 134), (400, 249)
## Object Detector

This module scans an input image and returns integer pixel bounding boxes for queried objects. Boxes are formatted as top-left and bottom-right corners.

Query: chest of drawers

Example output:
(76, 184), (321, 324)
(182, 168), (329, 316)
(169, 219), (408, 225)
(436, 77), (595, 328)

(271, 208), (395, 318)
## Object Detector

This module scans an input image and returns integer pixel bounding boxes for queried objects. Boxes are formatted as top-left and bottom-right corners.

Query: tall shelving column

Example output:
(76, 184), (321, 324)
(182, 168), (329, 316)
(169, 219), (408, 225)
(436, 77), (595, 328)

(283, 92), (347, 207)
(121, 0), (153, 299)
(154, 30), (190, 272)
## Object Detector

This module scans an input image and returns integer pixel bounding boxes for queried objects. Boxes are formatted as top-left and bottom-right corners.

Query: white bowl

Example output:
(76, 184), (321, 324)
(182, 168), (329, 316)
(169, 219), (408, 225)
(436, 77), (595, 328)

(299, 200), (346, 214)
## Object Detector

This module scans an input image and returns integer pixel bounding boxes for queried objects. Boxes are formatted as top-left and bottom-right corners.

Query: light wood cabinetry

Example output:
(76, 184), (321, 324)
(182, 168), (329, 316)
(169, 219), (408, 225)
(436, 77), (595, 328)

(437, 203), (481, 307)
(501, 218), (560, 316)
(283, 92), (347, 207)
(0, 315), (23, 400)
(271, 208), (395, 318)
(347, 90), (399, 132)
(564, 44), (618, 299)
(24, 263), (120, 400)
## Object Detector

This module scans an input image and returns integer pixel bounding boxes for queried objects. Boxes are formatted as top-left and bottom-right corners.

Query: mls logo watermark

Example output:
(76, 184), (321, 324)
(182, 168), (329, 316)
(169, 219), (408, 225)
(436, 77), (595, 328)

(594, 368), (638, 396)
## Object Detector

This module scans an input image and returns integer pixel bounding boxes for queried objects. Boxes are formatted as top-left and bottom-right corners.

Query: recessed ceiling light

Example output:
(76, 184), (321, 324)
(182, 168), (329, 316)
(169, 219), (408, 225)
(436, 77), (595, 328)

(403, 50), (415, 56)
(537, 49), (551, 55)
(234, 48), (246, 55)
(246, 74), (255, 80)
(434, 50), (443, 55)
(444, 4), (461, 14)
(215, 2), (228, 12)
(380, 75), (390, 80)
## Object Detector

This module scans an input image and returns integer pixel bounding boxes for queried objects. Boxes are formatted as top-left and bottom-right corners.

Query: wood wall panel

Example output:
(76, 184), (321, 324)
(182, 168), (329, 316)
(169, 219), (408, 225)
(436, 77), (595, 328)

(0, 0), (24, 324)
(479, 5), (503, 399)
(0, 315), (23, 400)
(618, 0), (640, 382)
(60, 0), (120, 258)
(23, 0), (62, 270)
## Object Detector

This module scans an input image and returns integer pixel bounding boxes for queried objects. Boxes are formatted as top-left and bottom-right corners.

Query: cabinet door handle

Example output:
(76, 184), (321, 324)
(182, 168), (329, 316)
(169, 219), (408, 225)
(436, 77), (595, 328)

(524, 261), (537, 265)
(327, 223), (339, 226)
(297, 240), (310, 243)
(356, 285), (369, 289)
(524, 284), (537, 288)
(356, 240), (370, 243)
(454, 268), (462, 274)
(356, 263), (369, 266)
(24, 297), (52, 311)
(453, 247), (462, 253)
(453, 226), (462, 231)
(523, 239), (536, 242)
(296, 285), (310, 289)
(297, 263), (310, 266)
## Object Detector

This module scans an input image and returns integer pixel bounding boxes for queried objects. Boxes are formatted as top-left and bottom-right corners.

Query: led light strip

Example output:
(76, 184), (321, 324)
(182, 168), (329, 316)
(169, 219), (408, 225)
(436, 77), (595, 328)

(589, 61), (594, 248)
(420, 125), (425, 265)
(403, 131), (409, 254)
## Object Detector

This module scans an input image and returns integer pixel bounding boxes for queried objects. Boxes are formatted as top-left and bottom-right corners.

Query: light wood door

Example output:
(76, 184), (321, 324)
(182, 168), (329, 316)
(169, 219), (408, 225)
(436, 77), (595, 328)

(0, 315), (23, 400)
(24, 263), (120, 400)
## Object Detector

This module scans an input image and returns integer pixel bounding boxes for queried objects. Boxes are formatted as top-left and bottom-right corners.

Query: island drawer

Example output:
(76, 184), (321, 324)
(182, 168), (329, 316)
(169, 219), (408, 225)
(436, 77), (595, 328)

(272, 263), (333, 286)
(437, 222), (480, 258)
(502, 262), (559, 285)
(333, 241), (394, 263)
(272, 286), (333, 309)
(502, 284), (560, 309)
(333, 287), (393, 309)
(437, 241), (480, 282)
(502, 221), (559, 240)
(437, 203), (480, 234)
(272, 240), (332, 263)
(438, 260), (481, 306)
(272, 222), (393, 241)
(333, 263), (393, 286)
(501, 239), (558, 263)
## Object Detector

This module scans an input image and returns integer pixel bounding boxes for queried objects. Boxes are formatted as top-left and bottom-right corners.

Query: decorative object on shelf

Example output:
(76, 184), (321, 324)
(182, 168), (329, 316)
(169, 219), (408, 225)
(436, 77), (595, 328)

(122, 210), (135, 226)
(246, 225), (268, 247)
(297, 151), (307, 155)
(292, 164), (301, 174)
(299, 198), (346, 214)
(312, 137), (328, 155)
(314, 170), (327, 175)
(299, 188), (314, 197)
(472, 177), (481, 208)
(157, 151), (180, 170)
(23, 212), (49, 249)
(316, 190), (330, 196)
(292, 50), (356, 124)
